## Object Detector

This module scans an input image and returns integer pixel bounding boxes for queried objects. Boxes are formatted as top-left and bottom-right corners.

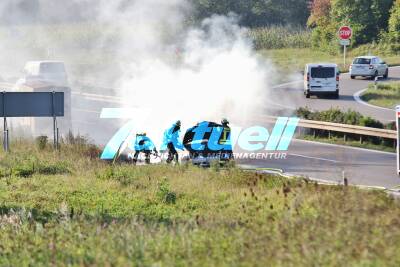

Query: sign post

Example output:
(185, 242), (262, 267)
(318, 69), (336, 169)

(339, 26), (352, 68)
(397, 105), (400, 175)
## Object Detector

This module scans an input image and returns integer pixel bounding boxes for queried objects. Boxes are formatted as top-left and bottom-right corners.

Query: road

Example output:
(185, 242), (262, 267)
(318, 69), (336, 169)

(70, 66), (400, 189)
(243, 66), (400, 189)
(267, 66), (400, 122)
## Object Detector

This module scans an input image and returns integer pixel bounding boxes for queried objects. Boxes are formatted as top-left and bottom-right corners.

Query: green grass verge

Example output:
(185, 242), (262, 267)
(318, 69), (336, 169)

(361, 82), (400, 109)
(299, 135), (396, 153)
(260, 48), (400, 74)
(0, 140), (400, 266)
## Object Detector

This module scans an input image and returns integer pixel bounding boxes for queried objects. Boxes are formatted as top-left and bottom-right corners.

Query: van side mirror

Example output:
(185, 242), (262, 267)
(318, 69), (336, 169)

(382, 61), (386, 64)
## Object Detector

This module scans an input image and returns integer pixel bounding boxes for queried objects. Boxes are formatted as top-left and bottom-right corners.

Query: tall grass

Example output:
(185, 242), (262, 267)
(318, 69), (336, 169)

(0, 141), (400, 265)
(249, 26), (312, 50)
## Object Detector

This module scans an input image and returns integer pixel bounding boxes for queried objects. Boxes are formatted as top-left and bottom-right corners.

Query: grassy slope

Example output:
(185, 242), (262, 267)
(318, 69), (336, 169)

(0, 141), (400, 266)
(361, 82), (400, 109)
(261, 48), (400, 74)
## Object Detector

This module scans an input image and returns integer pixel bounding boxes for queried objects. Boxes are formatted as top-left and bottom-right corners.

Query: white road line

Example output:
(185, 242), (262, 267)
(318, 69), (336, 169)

(288, 153), (343, 163)
(73, 108), (101, 114)
(354, 88), (395, 112)
(272, 80), (302, 89)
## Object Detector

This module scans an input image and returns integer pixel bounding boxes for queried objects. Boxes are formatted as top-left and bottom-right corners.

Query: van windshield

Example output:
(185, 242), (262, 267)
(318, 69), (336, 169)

(40, 63), (65, 74)
(353, 58), (371, 64)
(311, 67), (335, 78)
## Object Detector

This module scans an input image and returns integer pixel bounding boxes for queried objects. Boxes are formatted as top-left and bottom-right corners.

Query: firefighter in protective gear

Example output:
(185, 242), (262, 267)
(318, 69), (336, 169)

(163, 120), (184, 163)
(220, 118), (233, 160)
(132, 133), (158, 165)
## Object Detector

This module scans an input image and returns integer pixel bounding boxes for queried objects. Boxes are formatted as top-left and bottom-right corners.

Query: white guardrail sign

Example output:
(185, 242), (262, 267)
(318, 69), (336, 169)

(397, 105), (400, 175)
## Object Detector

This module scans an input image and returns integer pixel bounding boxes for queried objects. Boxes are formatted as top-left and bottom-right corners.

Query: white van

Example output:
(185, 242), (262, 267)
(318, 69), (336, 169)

(304, 63), (340, 99)
(17, 61), (68, 86)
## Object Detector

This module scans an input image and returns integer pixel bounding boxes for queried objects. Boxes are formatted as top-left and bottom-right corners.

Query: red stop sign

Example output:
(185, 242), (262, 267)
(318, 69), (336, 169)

(339, 26), (352, 40)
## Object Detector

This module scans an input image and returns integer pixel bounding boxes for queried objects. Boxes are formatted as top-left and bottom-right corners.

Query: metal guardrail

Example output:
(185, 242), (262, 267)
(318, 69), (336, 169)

(298, 118), (396, 140)
(260, 115), (397, 140)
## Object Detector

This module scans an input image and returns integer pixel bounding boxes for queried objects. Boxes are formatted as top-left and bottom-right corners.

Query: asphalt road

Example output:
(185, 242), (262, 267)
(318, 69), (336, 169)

(70, 66), (400, 189)
(242, 66), (400, 189)
(267, 66), (400, 122)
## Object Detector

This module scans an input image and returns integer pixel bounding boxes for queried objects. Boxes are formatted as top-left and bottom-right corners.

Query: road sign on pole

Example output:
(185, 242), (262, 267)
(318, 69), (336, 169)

(339, 26), (352, 68)
(397, 106), (400, 175)
(339, 26), (352, 40)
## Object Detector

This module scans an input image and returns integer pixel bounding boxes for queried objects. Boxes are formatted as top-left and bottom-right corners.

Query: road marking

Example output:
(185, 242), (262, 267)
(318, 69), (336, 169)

(354, 88), (395, 112)
(73, 108), (101, 114)
(288, 153), (343, 163)
(72, 91), (124, 104)
(272, 80), (302, 89)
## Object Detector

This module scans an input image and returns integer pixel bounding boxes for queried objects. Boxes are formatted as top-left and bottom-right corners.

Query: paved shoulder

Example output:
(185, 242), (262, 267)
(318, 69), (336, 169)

(239, 139), (399, 189)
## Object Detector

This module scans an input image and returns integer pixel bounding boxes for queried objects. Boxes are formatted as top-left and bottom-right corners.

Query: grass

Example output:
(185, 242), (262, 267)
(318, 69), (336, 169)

(261, 47), (400, 74)
(361, 82), (400, 109)
(0, 140), (400, 266)
(299, 135), (396, 153)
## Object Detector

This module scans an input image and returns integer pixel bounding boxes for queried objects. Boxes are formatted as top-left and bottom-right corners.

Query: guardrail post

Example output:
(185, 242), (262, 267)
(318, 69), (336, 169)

(344, 133), (347, 142)
(396, 106), (400, 175)
(360, 135), (363, 144)
(342, 171), (348, 186)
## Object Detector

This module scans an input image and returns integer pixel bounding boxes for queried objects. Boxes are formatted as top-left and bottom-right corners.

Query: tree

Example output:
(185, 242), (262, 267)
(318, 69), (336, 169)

(308, 0), (331, 27)
(331, 0), (393, 45)
(191, 0), (310, 27)
(309, 0), (395, 49)
(388, 0), (400, 42)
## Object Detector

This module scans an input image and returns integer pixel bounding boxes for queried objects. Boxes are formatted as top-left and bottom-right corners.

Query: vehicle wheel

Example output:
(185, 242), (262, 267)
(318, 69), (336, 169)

(334, 92), (339, 99)
(305, 93), (310, 98)
(383, 69), (389, 79)
(351, 75), (355, 79)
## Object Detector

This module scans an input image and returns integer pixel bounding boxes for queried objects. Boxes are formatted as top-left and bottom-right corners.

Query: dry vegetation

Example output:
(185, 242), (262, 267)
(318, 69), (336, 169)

(0, 139), (399, 266)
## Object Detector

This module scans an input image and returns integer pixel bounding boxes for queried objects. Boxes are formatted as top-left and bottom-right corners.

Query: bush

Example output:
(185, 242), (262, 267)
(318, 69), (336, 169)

(13, 163), (35, 178)
(37, 162), (70, 175)
(157, 179), (177, 205)
(35, 136), (48, 150)
(295, 107), (385, 129)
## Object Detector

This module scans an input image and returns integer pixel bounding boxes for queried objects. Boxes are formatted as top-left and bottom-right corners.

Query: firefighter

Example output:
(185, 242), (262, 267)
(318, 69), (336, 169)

(132, 133), (158, 165)
(163, 120), (184, 163)
(220, 118), (233, 161)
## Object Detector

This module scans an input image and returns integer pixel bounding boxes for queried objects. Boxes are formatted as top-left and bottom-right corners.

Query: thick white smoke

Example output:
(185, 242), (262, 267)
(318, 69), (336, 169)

(95, 0), (278, 141)
(0, 0), (283, 144)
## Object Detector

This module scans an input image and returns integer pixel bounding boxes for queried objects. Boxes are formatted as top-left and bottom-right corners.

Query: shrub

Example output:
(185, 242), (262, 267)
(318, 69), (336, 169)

(13, 163), (35, 178)
(35, 136), (48, 150)
(295, 107), (385, 129)
(37, 162), (70, 175)
(157, 179), (177, 205)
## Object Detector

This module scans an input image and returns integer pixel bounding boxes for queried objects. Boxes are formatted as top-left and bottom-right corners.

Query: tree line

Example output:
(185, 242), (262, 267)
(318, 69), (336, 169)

(191, 0), (400, 49)
(308, 0), (400, 50)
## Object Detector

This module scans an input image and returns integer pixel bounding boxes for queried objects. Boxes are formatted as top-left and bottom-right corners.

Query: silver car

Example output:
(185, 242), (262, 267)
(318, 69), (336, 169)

(350, 56), (388, 80)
